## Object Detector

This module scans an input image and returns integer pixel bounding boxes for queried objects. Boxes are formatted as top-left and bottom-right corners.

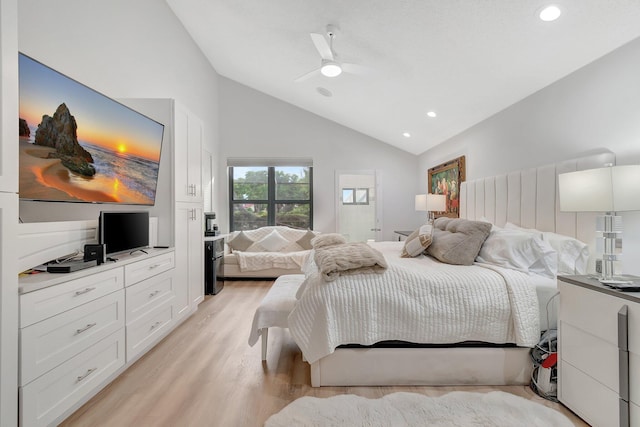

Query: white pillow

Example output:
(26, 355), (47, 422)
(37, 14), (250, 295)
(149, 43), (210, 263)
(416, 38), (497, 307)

(476, 229), (558, 279)
(255, 229), (290, 252)
(401, 224), (433, 258)
(504, 223), (589, 274)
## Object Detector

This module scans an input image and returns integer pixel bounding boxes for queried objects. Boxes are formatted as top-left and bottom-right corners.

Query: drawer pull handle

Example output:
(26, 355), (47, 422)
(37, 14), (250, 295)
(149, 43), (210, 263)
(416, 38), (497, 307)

(149, 264), (160, 269)
(150, 321), (161, 331)
(75, 323), (97, 335)
(76, 367), (97, 383)
(149, 290), (160, 298)
(74, 287), (96, 296)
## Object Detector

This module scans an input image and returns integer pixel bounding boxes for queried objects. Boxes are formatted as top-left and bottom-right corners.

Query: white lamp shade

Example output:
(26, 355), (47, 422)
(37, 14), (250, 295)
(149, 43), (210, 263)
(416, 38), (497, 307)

(426, 193), (447, 212)
(415, 194), (427, 211)
(558, 165), (640, 212)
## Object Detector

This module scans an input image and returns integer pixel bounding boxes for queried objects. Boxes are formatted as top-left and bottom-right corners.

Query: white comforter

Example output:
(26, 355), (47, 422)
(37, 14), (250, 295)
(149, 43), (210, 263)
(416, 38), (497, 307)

(289, 241), (540, 364)
(235, 250), (311, 272)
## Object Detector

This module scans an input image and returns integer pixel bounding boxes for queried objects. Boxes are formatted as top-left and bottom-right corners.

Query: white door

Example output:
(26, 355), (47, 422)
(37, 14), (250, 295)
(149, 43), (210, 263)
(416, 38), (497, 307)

(336, 170), (381, 242)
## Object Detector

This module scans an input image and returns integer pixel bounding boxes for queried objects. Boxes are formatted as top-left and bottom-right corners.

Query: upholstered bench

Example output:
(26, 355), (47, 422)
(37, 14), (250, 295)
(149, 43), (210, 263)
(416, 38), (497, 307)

(248, 274), (305, 360)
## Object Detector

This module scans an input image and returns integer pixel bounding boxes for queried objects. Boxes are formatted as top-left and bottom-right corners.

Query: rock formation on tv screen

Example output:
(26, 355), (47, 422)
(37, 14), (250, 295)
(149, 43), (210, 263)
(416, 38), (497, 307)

(34, 103), (96, 177)
(19, 118), (30, 137)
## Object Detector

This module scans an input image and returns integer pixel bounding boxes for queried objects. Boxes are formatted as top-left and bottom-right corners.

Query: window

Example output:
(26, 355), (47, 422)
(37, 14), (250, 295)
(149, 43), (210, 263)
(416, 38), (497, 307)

(229, 165), (312, 231)
(341, 188), (369, 205)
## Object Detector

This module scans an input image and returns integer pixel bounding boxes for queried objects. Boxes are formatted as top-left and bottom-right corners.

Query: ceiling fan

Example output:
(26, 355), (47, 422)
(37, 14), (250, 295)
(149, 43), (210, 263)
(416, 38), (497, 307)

(295, 25), (364, 82)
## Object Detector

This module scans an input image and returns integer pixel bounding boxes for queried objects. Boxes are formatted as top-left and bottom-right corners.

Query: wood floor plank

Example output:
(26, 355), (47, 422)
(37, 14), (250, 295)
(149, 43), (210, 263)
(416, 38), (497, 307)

(60, 280), (588, 427)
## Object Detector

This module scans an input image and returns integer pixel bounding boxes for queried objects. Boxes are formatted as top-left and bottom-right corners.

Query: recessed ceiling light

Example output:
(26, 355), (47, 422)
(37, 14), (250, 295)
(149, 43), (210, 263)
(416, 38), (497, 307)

(426, 111), (437, 118)
(316, 87), (332, 97)
(402, 132), (411, 138)
(539, 5), (561, 21)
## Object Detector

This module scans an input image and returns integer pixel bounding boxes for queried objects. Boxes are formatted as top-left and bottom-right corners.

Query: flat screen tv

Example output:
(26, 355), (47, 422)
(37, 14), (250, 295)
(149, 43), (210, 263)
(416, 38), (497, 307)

(18, 52), (165, 205)
(99, 211), (150, 256)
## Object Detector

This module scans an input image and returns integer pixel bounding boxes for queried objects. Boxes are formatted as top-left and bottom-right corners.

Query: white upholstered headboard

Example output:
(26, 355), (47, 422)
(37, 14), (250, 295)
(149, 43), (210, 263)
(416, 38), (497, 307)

(459, 151), (615, 271)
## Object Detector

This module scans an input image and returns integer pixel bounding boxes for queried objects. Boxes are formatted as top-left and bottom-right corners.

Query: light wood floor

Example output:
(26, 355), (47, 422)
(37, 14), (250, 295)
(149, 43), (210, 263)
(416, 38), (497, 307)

(61, 280), (590, 427)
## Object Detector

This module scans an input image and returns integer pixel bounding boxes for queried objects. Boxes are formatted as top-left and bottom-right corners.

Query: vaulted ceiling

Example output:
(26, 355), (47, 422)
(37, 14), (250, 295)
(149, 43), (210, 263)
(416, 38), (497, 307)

(166, 0), (640, 155)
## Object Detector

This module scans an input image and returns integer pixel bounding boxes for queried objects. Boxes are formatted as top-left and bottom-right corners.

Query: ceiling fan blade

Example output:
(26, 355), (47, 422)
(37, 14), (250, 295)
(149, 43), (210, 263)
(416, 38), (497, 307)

(294, 67), (321, 82)
(310, 33), (334, 60)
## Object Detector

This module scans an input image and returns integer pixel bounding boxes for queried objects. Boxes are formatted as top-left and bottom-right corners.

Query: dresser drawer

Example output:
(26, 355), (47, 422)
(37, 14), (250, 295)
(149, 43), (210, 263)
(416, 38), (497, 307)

(20, 290), (125, 386)
(124, 251), (174, 287)
(560, 360), (619, 427)
(126, 269), (175, 324)
(20, 329), (125, 427)
(126, 301), (174, 361)
(558, 281), (626, 346)
(20, 268), (124, 327)
(560, 321), (619, 393)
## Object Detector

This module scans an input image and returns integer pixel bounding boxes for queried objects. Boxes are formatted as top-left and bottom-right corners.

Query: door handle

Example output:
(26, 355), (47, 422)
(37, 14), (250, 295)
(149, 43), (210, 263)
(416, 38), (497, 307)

(370, 228), (381, 231)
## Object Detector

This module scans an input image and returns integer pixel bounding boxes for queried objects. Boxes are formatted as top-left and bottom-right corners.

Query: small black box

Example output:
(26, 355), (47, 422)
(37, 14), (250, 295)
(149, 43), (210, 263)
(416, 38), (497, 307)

(84, 244), (105, 265)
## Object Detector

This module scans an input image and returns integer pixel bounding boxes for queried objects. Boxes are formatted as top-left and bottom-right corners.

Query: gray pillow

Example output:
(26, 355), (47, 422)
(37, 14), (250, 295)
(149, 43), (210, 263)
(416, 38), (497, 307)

(426, 218), (492, 265)
(227, 231), (254, 252)
(296, 230), (316, 250)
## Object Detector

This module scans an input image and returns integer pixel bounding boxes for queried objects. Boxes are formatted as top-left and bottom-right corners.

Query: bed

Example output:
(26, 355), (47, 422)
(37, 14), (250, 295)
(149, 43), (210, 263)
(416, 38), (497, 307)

(291, 151), (615, 387)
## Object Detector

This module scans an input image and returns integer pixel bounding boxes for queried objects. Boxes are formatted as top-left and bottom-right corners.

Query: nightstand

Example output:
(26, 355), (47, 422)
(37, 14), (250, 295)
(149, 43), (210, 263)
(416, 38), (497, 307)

(394, 230), (413, 241)
(557, 275), (640, 427)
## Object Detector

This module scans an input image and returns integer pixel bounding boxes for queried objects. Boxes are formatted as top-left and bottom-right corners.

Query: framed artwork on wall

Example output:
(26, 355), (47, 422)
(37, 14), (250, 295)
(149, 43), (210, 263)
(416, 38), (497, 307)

(427, 155), (466, 218)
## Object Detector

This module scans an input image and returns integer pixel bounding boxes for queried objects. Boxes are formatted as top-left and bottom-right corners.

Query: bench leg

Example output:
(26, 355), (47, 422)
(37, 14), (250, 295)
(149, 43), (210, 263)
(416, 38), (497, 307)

(261, 329), (268, 361)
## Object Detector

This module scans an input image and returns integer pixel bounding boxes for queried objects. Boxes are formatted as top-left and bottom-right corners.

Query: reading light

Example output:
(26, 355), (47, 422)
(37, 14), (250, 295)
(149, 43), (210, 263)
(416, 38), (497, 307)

(320, 60), (342, 77)
(539, 5), (561, 21)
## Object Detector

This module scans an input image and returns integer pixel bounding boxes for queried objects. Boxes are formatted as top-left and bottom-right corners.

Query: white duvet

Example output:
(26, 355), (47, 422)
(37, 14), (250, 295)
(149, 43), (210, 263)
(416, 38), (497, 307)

(289, 241), (540, 364)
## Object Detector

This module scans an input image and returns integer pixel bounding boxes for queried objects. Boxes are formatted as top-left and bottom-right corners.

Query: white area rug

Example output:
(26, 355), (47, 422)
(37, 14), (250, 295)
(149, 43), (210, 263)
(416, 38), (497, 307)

(265, 391), (573, 427)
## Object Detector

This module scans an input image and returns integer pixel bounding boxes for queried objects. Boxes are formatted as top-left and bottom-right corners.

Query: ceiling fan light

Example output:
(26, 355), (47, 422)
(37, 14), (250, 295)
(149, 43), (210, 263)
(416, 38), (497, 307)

(321, 61), (342, 77)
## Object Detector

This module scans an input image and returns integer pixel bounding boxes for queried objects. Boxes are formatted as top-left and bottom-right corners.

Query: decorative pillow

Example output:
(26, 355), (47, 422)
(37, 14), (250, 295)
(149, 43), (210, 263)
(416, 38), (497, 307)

(504, 223), (589, 274)
(476, 228), (558, 279)
(426, 218), (492, 265)
(401, 224), (433, 258)
(311, 233), (346, 249)
(296, 230), (317, 250)
(227, 231), (254, 252)
(255, 229), (290, 252)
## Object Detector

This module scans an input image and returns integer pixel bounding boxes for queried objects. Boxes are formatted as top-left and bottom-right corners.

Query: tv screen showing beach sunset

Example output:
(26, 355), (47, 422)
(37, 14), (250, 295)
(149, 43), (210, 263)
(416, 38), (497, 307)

(18, 53), (164, 205)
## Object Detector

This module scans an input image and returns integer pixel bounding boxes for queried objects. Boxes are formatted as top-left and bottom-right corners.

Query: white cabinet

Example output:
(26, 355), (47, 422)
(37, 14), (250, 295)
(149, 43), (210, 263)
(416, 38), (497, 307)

(0, 0), (18, 194)
(558, 277), (640, 427)
(174, 102), (203, 203)
(19, 249), (177, 426)
(175, 203), (204, 322)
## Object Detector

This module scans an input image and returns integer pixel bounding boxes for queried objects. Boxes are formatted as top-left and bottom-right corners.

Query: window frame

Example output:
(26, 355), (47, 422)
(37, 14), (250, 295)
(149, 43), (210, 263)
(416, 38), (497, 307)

(229, 166), (313, 231)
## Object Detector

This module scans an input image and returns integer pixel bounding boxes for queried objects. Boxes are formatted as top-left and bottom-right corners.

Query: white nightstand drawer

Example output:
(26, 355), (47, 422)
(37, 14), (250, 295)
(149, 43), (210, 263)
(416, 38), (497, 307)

(20, 290), (124, 386)
(126, 301), (174, 361)
(20, 329), (125, 427)
(560, 321), (619, 393)
(560, 360), (619, 427)
(20, 268), (124, 327)
(631, 351), (640, 406)
(125, 269), (175, 324)
(124, 251), (174, 287)
(559, 281), (626, 346)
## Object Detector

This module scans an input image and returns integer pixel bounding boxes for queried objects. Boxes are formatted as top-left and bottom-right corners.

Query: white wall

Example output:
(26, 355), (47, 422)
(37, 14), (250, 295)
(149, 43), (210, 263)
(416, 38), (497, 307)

(17, 0), (220, 224)
(418, 36), (640, 274)
(218, 77), (421, 241)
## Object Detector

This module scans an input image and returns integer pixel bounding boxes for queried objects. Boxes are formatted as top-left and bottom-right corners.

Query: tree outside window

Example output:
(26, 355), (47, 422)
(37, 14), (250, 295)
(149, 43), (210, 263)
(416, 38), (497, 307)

(229, 166), (312, 231)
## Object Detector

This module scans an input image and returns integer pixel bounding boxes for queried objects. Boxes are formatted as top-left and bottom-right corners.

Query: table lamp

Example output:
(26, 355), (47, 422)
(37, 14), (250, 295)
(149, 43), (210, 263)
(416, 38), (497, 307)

(558, 164), (640, 283)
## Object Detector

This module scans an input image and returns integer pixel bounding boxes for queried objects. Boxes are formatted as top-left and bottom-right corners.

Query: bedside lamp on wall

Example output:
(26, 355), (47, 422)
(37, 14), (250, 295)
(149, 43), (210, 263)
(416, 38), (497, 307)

(558, 164), (640, 283)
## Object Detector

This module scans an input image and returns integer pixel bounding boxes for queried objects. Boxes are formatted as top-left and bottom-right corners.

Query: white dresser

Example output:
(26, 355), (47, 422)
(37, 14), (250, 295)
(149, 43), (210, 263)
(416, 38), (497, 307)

(558, 276), (640, 427)
(18, 249), (177, 427)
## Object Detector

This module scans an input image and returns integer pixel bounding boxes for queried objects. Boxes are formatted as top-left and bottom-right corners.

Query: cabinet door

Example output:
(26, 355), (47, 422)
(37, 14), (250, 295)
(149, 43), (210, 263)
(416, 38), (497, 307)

(173, 205), (191, 320)
(187, 114), (203, 203)
(188, 206), (204, 307)
(174, 104), (203, 203)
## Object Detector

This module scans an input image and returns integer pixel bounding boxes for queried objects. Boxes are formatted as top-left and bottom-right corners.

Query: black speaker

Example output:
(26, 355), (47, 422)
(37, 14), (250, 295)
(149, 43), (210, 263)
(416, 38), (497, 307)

(84, 244), (105, 265)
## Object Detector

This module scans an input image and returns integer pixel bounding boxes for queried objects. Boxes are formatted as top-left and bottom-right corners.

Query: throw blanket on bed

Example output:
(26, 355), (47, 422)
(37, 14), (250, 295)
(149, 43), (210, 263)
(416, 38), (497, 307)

(314, 242), (388, 282)
(289, 241), (540, 364)
(235, 250), (311, 272)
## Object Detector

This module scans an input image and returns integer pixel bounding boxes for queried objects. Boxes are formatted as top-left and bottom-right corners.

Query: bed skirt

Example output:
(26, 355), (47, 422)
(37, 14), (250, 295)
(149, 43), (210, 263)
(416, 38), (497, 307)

(309, 346), (532, 387)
